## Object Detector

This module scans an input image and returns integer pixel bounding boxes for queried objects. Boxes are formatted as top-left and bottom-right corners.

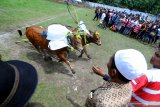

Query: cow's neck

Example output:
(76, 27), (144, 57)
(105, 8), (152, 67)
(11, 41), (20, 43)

(68, 36), (75, 47)
(86, 36), (93, 44)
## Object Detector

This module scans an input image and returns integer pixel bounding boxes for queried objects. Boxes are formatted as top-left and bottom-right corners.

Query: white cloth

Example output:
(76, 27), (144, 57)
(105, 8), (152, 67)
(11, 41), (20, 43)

(78, 21), (90, 35)
(48, 40), (68, 50)
(46, 24), (72, 50)
(101, 13), (106, 20)
(115, 49), (147, 80)
(99, 13), (106, 24)
(47, 24), (71, 41)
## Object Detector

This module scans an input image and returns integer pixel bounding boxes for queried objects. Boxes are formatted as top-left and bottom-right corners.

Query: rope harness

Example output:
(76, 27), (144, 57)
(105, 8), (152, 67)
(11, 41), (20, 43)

(66, 1), (79, 24)
(66, 33), (75, 51)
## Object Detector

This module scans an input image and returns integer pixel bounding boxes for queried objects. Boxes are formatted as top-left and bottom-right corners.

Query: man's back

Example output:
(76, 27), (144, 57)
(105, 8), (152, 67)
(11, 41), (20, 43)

(131, 68), (160, 106)
(85, 81), (132, 107)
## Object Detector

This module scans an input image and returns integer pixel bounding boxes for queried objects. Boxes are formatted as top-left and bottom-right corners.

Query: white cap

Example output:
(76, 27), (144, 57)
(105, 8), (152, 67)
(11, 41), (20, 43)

(79, 21), (84, 25)
(115, 49), (147, 80)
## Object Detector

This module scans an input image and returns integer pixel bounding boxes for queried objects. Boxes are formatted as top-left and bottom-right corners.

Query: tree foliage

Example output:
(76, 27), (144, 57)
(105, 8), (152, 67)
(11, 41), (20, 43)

(87, 0), (160, 15)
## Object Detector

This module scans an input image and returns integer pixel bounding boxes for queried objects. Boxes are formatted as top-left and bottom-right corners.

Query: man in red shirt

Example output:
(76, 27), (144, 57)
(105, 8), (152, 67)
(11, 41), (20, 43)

(130, 51), (160, 106)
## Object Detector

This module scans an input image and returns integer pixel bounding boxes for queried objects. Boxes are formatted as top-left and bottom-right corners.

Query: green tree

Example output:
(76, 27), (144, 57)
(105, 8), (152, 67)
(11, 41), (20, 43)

(85, 0), (160, 14)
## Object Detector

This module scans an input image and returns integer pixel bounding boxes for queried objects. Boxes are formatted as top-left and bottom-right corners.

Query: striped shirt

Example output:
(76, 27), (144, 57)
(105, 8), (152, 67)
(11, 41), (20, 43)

(126, 20), (132, 27)
(133, 25), (141, 33)
(122, 19), (128, 26)
(131, 68), (160, 106)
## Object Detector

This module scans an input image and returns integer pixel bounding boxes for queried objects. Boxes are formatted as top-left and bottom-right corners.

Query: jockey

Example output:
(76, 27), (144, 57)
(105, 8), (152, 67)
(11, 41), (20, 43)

(73, 29), (88, 46)
(76, 21), (91, 45)
(78, 21), (91, 35)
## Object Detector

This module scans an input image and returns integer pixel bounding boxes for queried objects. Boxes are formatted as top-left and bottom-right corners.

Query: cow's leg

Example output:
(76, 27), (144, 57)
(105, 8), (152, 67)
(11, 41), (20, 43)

(47, 50), (60, 61)
(63, 58), (75, 74)
(29, 39), (41, 53)
(43, 49), (52, 61)
(57, 51), (75, 74)
(31, 44), (49, 61)
(65, 60), (75, 74)
(78, 49), (84, 58)
(83, 47), (91, 59)
(34, 45), (41, 53)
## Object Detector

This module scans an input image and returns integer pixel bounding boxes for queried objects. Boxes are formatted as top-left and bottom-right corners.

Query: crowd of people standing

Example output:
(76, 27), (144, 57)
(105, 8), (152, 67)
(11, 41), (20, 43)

(93, 7), (160, 45)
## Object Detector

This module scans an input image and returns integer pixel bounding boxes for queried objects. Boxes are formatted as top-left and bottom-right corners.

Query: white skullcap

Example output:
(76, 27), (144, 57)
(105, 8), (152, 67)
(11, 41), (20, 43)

(115, 49), (147, 80)
(79, 21), (84, 25)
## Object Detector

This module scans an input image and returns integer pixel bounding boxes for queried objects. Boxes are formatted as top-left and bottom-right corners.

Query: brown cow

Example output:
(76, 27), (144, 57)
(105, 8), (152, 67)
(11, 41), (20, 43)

(67, 28), (101, 59)
(78, 30), (101, 59)
(24, 25), (83, 74)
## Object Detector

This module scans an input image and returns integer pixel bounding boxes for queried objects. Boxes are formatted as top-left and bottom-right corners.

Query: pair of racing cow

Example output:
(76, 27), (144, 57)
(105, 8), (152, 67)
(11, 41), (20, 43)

(20, 23), (101, 74)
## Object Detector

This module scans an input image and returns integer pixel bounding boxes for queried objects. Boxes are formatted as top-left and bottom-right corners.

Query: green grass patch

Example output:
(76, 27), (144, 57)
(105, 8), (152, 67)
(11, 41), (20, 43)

(0, 48), (10, 61)
(31, 82), (72, 107)
(0, 0), (67, 31)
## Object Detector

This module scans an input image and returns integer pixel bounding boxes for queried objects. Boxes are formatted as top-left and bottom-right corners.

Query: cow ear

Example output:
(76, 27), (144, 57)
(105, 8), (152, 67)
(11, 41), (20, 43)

(89, 30), (92, 33)
(95, 31), (99, 35)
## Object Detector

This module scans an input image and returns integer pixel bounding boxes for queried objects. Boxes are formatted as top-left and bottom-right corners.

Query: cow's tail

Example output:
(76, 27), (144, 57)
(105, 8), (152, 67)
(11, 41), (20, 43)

(17, 27), (29, 37)
(17, 29), (23, 37)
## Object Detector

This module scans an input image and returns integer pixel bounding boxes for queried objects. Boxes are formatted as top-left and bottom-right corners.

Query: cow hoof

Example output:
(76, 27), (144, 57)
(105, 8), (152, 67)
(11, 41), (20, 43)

(69, 59), (74, 62)
(44, 56), (52, 61)
(58, 59), (63, 62)
(87, 56), (91, 59)
(47, 56), (52, 61)
(78, 55), (82, 58)
(71, 70), (76, 74)
(44, 57), (48, 61)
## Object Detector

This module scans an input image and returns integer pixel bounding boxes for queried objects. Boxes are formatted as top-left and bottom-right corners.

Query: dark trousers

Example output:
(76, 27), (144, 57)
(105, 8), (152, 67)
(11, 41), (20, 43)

(93, 13), (99, 21)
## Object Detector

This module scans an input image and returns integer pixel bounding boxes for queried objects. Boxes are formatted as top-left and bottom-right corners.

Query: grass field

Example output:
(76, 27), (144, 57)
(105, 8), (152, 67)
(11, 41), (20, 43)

(0, 0), (68, 32)
(0, 0), (155, 107)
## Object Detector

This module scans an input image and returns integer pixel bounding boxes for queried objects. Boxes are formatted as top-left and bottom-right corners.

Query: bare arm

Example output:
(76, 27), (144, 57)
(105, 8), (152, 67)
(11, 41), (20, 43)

(92, 66), (111, 81)
(92, 65), (105, 77)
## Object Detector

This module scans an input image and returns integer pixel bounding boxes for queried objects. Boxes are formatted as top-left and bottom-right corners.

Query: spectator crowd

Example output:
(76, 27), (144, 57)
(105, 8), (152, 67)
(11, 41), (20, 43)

(93, 7), (160, 45)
